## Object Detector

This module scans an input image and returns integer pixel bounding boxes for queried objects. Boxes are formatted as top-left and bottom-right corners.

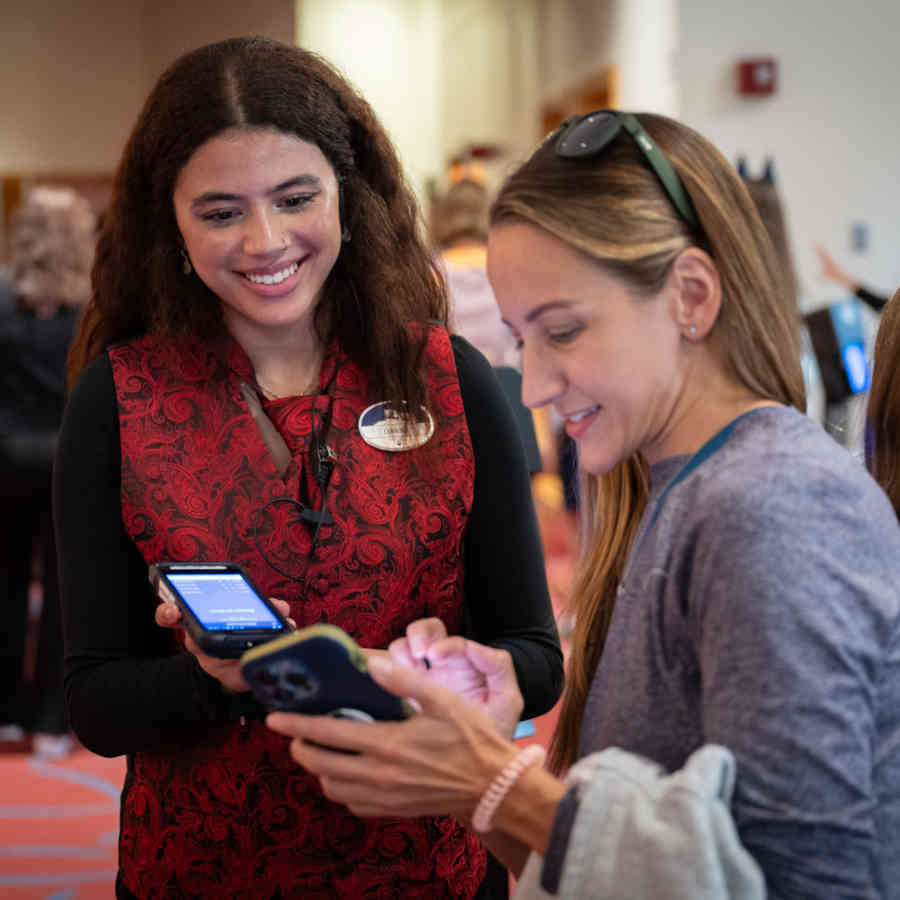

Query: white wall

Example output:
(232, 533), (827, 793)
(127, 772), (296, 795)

(297, 0), (545, 205)
(678, 0), (900, 313)
(538, 0), (616, 105)
(438, 0), (679, 195)
(296, 0), (681, 209)
(441, 0), (541, 174)
(538, 0), (678, 117)
(297, 0), (443, 205)
(614, 0), (679, 115)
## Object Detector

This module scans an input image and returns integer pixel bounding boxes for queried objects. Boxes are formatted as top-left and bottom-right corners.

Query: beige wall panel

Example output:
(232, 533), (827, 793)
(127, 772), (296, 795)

(143, 0), (295, 82)
(0, 0), (146, 173)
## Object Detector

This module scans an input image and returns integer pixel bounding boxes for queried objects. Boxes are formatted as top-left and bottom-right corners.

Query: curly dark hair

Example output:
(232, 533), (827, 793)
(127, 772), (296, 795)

(67, 36), (447, 411)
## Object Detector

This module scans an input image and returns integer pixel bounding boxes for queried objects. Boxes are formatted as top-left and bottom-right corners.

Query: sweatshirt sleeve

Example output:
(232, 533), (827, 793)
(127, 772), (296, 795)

(452, 334), (563, 719)
(515, 745), (765, 899)
(53, 354), (258, 757)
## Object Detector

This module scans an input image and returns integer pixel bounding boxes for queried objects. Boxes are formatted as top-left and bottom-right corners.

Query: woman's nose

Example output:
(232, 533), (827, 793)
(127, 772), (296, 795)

(520, 344), (563, 410)
(242, 209), (285, 255)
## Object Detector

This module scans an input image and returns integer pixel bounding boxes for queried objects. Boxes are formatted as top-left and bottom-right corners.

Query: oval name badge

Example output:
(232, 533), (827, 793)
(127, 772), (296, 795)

(358, 402), (434, 451)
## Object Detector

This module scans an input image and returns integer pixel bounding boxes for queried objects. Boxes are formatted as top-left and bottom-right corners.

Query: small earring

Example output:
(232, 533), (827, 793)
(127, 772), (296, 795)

(341, 226), (351, 244)
(181, 248), (192, 276)
(687, 325), (697, 338)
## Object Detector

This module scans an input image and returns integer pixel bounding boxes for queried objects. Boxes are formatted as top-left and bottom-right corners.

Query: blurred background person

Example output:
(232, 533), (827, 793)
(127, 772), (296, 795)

(0, 186), (95, 758)
(817, 244), (890, 313)
(865, 287), (900, 518)
(433, 172), (545, 473)
(738, 160), (800, 322)
(804, 240), (882, 448)
(739, 157), (826, 425)
(434, 170), (519, 372)
(433, 169), (577, 603)
(432, 172), (575, 482)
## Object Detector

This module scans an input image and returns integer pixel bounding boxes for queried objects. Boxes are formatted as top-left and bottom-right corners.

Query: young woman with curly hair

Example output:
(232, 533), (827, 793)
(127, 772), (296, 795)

(56, 36), (562, 900)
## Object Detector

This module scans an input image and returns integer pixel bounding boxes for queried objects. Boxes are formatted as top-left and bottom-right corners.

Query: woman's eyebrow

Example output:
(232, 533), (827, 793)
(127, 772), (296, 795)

(190, 174), (323, 208)
(269, 174), (322, 193)
(524, 299), (577, 323)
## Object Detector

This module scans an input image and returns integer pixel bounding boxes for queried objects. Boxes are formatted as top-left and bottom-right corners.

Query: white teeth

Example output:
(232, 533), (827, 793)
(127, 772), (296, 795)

(569, 407), (599, 423)
(245, 262), (298, 285)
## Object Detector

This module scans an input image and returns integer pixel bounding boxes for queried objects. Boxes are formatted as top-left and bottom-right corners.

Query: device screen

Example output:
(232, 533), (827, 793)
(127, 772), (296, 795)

(166, 572), (282, 632)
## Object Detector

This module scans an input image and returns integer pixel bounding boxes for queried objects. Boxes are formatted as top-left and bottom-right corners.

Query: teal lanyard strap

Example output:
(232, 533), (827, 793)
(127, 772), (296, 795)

(644, 408), (763, 534)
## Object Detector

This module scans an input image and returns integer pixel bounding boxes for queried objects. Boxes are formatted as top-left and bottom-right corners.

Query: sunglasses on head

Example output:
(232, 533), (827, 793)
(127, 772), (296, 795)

(553, 110), (699, 229)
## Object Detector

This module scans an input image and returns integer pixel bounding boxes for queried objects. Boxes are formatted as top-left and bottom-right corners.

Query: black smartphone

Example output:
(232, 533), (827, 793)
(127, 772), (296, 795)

(149, 561), (292, 658)
(240, 623), (413, 721)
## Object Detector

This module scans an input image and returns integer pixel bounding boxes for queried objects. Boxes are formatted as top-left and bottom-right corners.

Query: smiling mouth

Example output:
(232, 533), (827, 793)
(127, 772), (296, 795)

(566, 406), (600, 423)
(241, 262), (299, 285)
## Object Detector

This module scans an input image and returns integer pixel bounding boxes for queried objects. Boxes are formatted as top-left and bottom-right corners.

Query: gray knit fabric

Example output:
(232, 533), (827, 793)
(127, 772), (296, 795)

(565, 406), (900, 898)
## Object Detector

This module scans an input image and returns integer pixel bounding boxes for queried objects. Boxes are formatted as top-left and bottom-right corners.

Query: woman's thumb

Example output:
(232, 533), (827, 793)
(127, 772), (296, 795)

(465, 640), (515, 684)
(367, 653), (447, 711)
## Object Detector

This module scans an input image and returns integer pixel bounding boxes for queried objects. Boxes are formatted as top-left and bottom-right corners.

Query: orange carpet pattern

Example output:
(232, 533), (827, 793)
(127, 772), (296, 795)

(0, 748), (125, 899)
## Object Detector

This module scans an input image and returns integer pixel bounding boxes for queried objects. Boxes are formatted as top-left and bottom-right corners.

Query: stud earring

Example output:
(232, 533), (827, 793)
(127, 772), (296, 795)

(686, 325), (697, 338)
(181, 248), (192, 276)
(341, 226), (351, 244)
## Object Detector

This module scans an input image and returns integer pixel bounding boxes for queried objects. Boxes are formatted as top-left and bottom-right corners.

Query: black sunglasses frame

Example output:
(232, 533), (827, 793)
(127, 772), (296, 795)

(554, 110), (699, 229)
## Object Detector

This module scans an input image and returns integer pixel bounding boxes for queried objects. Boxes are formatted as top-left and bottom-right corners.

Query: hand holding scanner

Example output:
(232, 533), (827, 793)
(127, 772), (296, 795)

(149, 561), (291, 658)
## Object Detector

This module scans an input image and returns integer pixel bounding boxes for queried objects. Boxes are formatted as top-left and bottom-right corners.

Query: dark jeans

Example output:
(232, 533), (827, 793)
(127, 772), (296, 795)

(0, 464), (67, 734)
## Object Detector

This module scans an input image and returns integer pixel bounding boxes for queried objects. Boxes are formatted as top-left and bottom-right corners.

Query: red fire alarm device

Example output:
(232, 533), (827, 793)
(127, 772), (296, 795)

(737, 58), (777, 96)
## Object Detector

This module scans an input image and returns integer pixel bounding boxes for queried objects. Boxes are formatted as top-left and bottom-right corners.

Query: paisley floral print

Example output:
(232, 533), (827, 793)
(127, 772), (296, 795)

(108, 327), (485, 899)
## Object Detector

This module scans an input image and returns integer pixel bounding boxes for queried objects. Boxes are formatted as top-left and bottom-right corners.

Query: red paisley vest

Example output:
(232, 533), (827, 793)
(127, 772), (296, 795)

(109, 326), (486, 899)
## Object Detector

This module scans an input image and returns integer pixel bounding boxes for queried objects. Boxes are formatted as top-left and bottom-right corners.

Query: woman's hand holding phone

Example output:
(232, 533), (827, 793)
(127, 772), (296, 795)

(267, 653), (519, 820)
(388, 618), (523, 739)
(155, 595), (294, 693)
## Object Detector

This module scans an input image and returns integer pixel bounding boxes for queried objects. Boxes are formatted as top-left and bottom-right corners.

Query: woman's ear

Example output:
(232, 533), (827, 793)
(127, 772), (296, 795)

(670, 247), (721, 340)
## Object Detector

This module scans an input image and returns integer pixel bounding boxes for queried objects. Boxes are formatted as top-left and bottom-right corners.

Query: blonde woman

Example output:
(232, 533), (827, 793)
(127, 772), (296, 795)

(269, 111), (900, 899)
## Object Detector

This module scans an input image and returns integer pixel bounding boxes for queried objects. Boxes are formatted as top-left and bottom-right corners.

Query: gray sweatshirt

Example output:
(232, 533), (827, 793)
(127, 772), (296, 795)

(516, 406), (900, 899)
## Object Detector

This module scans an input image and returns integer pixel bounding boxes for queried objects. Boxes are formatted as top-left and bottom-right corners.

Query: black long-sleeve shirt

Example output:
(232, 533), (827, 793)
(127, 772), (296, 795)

(855, 285), (889, 313)
(54, 335), (563, 757)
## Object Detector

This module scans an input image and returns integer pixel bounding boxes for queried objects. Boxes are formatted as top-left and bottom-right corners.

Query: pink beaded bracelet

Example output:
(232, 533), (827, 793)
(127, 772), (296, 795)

(471, 743), (547, 834)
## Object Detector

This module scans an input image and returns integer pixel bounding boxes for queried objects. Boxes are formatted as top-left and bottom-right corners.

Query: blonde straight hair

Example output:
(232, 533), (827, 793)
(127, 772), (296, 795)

(491, 113), (806, 772)
(866, 288), (900, 518)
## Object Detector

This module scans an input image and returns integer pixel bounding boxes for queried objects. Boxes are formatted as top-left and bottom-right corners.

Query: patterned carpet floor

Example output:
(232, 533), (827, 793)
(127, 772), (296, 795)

(0, 747), (124, 899)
